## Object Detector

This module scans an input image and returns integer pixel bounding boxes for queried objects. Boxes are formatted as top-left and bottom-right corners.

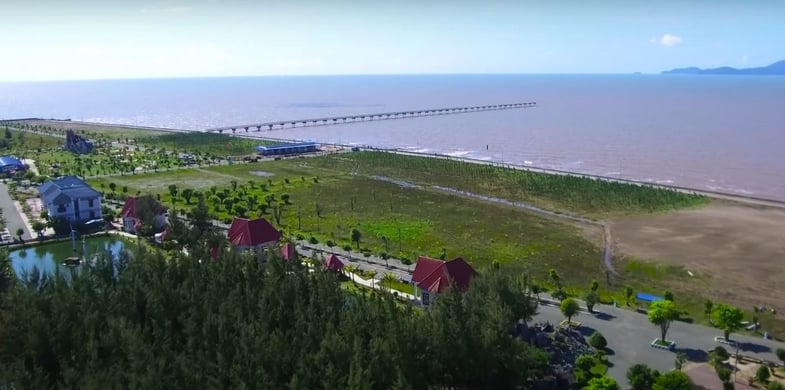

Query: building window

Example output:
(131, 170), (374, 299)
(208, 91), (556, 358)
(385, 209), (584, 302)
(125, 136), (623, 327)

(90, 211), (95, 219)
(57, 205), (66, 213)
(88, 199), (94, 207)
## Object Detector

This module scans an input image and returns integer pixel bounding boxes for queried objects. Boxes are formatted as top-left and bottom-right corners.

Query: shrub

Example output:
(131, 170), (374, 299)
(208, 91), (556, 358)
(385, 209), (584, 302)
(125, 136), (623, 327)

(223, 217), (233, 225)
(589, 332), (607, 349)
(309, 236), (318, 244)
(342, 244), (353, 252)
(326, 240), (335, 248)
(767, 382), (785, 390)
(296, 233), (305, 240)
(756, 365), (770, 383)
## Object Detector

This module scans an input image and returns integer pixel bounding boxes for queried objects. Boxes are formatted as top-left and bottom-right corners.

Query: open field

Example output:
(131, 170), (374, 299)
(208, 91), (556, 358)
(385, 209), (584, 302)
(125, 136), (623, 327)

(611, 200), (785, 331)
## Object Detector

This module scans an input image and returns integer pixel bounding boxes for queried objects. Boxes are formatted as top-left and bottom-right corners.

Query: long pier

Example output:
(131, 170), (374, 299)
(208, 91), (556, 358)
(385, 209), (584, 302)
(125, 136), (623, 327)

(204, 102), (536, 133)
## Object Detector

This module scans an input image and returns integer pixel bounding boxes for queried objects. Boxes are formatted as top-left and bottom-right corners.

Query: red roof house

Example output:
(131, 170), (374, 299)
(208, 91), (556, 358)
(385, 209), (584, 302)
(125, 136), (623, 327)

(227, 217), (281, 249)
(120, 196), (168, 234)
(281, 243), (297, 261)
(324, 254), (345, 272)
(411, 256), (476, 295)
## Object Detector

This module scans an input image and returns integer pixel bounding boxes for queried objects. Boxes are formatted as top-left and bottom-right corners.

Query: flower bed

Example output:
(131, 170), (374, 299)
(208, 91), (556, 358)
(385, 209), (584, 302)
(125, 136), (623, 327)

(651, 338), (675, 350)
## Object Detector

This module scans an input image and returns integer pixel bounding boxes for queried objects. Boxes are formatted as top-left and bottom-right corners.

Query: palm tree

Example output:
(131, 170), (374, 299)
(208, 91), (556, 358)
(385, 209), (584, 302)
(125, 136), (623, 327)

(344, 265), (357, 282)
(382, 273), (396, 292)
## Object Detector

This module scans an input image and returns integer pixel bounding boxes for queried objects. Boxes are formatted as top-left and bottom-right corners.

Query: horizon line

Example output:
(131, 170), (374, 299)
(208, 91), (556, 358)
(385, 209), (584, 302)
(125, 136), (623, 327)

(0, 71), (664, 83)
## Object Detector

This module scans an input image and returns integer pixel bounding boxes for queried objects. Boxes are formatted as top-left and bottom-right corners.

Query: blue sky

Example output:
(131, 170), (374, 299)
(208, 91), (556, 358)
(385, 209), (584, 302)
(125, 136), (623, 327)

(1, 0), (783, 81)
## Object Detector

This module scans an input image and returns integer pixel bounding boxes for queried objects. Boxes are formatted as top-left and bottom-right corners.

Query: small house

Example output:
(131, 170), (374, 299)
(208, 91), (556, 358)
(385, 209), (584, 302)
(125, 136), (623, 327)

(324, 254), (345, 272)
(227, 217), (281, 251)
(120, 196), (168, 234)
(411, 256), (476, 305)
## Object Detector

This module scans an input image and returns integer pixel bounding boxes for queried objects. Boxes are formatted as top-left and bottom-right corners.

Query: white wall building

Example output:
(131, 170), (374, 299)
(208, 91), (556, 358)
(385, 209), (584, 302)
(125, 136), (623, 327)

(39, 176), (102, 224)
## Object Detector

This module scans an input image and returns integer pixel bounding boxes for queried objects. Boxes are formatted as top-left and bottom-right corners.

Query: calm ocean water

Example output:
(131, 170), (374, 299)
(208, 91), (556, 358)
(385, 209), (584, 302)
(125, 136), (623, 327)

(1, 75), (784, 201)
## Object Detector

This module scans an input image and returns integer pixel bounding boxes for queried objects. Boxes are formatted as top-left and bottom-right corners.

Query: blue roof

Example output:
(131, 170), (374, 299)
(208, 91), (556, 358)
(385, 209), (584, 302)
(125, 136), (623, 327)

(256, 142), (318, 151)
(636, 292), (664, 302)
(0, 156), (25, 167)
(39, 175), (100, 201)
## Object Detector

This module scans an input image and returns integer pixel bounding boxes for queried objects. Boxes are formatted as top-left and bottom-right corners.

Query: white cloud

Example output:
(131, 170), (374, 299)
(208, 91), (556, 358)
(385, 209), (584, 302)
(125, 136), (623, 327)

(659, 34), (682, 47)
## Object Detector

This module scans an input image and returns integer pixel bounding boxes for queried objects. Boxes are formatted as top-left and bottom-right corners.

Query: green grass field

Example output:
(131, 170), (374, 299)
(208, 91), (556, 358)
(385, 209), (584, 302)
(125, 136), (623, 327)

(306, 152), (709, 217)
(88, 157), (607, 287)
(136, 132), (272, 156)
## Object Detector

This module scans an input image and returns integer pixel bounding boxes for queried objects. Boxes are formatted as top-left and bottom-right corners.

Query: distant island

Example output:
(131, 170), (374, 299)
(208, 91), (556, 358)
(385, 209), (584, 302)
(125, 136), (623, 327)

(662, 60), (785, 75)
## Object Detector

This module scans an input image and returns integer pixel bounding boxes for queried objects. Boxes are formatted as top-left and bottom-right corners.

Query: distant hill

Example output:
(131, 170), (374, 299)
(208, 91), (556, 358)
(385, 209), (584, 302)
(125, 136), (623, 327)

(662, 60), (785, 75)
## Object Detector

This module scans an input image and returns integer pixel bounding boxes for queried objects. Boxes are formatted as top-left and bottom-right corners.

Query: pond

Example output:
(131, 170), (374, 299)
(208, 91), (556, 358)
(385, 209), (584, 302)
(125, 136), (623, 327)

(10, 235), (129, 280)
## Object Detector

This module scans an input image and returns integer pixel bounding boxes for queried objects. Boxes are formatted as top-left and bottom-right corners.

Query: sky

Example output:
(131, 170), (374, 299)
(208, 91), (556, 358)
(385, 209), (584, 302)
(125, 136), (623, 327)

(1, 0), (784, 81)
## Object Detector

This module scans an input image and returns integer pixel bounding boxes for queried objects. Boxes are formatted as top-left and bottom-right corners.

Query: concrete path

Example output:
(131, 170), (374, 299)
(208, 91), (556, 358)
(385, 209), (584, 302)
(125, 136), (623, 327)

(0, 183), (32, 240)
(533, 298), (785, 384)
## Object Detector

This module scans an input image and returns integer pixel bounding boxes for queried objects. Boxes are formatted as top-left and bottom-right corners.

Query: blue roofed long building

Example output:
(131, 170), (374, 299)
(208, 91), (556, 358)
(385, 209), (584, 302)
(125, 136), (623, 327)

(39, 176), (103, 224)
(255, 142), (319, 156)
(0, 156), (27, 176)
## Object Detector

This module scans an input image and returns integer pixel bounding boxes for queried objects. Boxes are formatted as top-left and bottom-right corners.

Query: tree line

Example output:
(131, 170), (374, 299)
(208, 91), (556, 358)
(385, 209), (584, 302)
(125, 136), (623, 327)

(0, 227), (550, 389)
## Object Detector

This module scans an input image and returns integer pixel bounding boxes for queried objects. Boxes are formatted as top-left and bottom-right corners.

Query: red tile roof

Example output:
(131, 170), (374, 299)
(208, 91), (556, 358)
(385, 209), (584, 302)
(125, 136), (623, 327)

(121, 196), (167, 219)
(324, 254), (344, 271)
(411, 256), (476, 294)
(120, 197), (138, 218)
(227, 217), (281, 247)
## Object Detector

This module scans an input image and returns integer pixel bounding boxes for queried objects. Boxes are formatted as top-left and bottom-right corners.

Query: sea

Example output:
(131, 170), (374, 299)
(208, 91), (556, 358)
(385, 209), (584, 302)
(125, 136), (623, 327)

(1, 74), (784, 201)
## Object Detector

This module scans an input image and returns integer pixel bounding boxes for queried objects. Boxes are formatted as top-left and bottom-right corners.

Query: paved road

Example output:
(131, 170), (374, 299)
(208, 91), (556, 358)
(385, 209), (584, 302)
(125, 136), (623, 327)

(533, 299), (785, 384)
(0, 183), (32, 240)
(295, 240), (412, 281)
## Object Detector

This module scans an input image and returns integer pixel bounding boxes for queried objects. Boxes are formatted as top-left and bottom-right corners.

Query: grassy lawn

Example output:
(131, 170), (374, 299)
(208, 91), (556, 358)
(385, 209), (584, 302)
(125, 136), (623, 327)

(383, 279), (416, 295)
(0, 129), (63, 156)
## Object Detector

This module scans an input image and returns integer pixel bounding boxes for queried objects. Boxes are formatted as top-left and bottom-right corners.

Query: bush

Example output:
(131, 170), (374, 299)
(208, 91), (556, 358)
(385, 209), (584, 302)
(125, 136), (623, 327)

(309, 236), (318, 244)
(223, 217), (233, 225)
(362, 251), (370, 257)
(575, 354), (595, 371)
(342, 244), (353, 252)
(326, 240), (335, 247)
(401, 258), (412, 265)
(589, 332), (607, 349)
(296, 233), (305, 240)
(756, 365), (770, 383)
(767, 382), (785, 390)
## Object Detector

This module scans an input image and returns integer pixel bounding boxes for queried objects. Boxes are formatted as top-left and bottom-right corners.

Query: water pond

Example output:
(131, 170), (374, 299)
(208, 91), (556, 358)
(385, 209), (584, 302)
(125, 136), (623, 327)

(10, 236), (129, 280)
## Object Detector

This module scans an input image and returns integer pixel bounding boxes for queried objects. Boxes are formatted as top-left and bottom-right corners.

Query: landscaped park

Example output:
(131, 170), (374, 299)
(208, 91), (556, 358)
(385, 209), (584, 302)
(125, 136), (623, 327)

(4, 119), (785, 339)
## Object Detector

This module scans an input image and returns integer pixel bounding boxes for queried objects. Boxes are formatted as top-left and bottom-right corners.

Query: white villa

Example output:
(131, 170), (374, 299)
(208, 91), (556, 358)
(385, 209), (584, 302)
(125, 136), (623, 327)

(39, 176), (102, 224)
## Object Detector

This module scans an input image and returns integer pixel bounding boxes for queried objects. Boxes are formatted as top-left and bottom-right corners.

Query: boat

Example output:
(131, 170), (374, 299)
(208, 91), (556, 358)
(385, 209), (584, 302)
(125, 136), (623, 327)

(63, 256), (82, 267)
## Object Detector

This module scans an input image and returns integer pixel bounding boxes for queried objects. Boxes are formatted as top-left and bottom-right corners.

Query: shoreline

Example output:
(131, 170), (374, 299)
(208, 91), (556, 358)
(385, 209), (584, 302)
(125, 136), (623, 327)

(9, 117), (785, 208)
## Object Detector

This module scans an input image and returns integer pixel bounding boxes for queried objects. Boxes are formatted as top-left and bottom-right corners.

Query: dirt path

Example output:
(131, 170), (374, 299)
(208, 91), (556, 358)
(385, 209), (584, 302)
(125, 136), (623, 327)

(371, 176), (618, 276)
